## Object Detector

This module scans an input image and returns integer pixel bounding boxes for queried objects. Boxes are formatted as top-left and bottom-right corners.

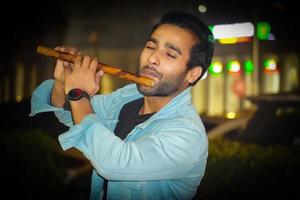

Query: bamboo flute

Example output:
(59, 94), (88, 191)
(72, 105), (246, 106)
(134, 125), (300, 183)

(36, 45), (155, 87)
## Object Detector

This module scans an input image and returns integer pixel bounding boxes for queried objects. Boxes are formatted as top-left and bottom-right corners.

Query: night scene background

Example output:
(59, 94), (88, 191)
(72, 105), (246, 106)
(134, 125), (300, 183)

(0, 0), (299, 199)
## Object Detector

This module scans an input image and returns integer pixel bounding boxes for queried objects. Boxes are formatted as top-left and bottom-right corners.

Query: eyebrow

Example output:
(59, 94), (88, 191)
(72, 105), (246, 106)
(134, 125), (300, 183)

(148, 38), (182, 56)
(147, 38), (158, 45)
(165, 42), (182, 56)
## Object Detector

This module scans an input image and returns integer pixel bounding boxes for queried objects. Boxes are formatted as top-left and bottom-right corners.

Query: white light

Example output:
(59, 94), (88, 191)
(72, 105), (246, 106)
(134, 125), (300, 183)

(231, 62), (241, 72)
(201, 71), (208, 80)
(214, 63), (223, 73)
(198, 5), (207, 13)
(268, 60), (277, 70)
(213, 22), (254, 39)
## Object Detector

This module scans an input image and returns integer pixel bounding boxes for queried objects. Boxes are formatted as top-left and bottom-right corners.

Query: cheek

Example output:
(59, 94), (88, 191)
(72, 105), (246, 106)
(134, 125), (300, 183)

(164, 61), (188, 75)
(139, 49), (147, 65)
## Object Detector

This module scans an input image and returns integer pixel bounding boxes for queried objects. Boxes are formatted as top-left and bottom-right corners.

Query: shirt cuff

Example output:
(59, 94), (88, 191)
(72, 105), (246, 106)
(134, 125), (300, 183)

(29, 79), (64, 116)
(58, 113), (100, 150)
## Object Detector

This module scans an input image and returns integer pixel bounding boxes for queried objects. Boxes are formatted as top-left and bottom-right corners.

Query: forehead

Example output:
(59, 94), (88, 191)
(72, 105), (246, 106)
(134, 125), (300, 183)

(150, 24), (197, 52)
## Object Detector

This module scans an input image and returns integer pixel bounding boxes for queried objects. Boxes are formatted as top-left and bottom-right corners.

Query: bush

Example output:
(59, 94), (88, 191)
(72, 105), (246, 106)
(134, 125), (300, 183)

(195, 139), (300, 199)
(0, 129), (68, 199)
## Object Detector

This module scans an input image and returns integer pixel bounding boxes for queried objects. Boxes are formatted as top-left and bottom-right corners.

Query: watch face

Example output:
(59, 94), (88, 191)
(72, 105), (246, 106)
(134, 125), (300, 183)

(69, 88), (83, 100)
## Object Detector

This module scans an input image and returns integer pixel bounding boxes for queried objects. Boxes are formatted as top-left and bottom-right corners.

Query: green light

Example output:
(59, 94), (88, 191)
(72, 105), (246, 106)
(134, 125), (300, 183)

(208, 61), (223, 76)
(227, 60), (241, 74)
(257, 22), (271, 40)
(244, 60), (254, 74)
(264, 59), (277, 70)
(209, 25), (214, 32)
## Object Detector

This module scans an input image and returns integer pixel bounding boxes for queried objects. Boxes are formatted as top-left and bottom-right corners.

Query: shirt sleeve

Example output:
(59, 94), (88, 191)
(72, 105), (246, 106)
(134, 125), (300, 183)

(58, 113), (208, 181)
(29, 79), (73, 127)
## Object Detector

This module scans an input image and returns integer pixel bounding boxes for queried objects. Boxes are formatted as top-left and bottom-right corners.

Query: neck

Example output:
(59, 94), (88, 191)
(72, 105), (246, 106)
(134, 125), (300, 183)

(139, 86), (188, 115)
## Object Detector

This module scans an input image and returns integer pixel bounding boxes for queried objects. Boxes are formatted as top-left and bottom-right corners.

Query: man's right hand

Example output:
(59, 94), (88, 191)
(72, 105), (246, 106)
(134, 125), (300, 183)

(54, 46), (82, 84)
(51, 46), (81, 108)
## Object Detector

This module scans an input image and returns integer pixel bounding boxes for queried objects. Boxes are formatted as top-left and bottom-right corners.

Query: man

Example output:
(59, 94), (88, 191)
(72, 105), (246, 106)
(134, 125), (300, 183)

(30, 11), (214, 200)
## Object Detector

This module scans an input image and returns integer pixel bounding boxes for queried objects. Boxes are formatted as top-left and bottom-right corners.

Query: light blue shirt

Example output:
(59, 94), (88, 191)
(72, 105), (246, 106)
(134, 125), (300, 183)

(30, 80), (208, 200)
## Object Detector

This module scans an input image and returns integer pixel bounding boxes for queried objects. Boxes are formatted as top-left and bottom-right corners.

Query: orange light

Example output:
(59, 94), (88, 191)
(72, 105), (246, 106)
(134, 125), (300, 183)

(237, 37), (252, 43)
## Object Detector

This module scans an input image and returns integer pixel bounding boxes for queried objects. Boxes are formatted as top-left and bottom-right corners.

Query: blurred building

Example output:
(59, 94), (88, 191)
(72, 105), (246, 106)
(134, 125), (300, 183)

(0, 0), (299, 118)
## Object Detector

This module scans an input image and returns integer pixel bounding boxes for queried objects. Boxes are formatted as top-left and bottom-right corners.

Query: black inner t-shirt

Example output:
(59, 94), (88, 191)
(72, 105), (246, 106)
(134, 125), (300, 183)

(103, 97), (155, 199)
(114, 97), (155, 140)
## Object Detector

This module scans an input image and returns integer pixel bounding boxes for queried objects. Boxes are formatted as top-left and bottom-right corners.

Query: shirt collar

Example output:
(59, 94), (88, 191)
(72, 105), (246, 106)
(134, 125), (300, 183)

(136, 86), (192, 129)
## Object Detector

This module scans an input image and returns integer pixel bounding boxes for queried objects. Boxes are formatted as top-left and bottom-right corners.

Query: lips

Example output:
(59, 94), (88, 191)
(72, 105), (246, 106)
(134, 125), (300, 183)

(140, 68), (160, 79)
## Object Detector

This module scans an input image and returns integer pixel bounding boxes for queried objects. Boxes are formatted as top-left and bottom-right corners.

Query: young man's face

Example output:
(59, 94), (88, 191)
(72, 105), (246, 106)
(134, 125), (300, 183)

(138, 23), (198, 97)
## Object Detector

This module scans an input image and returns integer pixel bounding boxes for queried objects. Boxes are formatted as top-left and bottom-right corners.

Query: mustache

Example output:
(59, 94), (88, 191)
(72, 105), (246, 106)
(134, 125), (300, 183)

(139, 65), (161, 78)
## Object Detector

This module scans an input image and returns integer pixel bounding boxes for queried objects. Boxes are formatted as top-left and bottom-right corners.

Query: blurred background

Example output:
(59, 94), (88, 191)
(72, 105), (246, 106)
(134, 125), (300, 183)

(0, 0), (299, 199)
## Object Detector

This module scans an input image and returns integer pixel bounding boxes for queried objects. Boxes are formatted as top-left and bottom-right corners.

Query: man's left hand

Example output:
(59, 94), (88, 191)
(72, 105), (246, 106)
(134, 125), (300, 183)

(64, 55), (104, 97)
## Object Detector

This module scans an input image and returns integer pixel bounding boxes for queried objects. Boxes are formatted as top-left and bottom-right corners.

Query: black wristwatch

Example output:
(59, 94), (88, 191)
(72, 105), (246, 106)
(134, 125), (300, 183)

(63, 88), (90, 111)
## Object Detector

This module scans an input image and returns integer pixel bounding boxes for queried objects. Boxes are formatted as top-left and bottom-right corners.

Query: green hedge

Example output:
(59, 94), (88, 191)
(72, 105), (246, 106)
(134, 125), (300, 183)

(3, 130), (299, 199)
(195, 139), (300, 199)
(1, 129), (68, 199)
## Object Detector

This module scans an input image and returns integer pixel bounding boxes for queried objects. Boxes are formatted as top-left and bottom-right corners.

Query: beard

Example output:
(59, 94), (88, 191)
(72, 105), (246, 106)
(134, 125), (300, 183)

(137, 65), (187, 97)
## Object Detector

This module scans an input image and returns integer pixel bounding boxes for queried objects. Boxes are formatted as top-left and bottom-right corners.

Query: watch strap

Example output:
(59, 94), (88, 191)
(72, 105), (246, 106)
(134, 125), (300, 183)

(63, 89), (90, 111)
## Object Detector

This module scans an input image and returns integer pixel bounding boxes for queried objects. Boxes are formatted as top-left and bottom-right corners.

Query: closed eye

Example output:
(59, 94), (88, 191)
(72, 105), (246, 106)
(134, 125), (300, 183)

(145, 40), (157, 50)
(146, 45), (155, 49)
(167, 51), (178, 59)
(167, 53), (177, 59)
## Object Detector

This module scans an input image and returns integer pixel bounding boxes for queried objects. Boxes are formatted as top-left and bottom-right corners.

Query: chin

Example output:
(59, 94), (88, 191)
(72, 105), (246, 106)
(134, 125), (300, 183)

(137, 84), (155, 96)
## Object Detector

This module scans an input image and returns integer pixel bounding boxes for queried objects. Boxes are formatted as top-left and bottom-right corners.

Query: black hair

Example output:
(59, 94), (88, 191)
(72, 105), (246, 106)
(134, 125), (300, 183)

(151, 11), (214, 85)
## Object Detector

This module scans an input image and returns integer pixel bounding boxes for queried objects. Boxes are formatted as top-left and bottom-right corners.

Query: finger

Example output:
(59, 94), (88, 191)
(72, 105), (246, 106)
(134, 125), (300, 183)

(63, 61), (70, 68)
(55, 46), (66, 53)
(90, 57), (98, 72)
(82, 56), (91, 69)
(55, 46), (64, 50)
(56, 59), (64, 66)
(64, 67), (71, 76)
(64, 63), (73, 74)
(74, 55), (82, 71)
(55, 46), (80, 56)
(63, 61), (75, 70)
(70, 63), (75, 70)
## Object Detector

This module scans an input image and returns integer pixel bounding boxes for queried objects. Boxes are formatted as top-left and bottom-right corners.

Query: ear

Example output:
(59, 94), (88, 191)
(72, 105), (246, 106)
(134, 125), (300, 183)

(187, 66), (202, 85)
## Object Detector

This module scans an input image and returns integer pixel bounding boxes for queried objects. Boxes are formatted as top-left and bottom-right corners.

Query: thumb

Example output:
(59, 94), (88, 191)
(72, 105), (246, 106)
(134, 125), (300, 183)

(93, 70), (104, 94)
(95, 70), (104, 85)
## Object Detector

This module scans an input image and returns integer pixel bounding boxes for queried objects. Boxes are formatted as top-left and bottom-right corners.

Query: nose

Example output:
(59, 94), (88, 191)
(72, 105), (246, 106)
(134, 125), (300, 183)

(146, 50), (160, 67)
